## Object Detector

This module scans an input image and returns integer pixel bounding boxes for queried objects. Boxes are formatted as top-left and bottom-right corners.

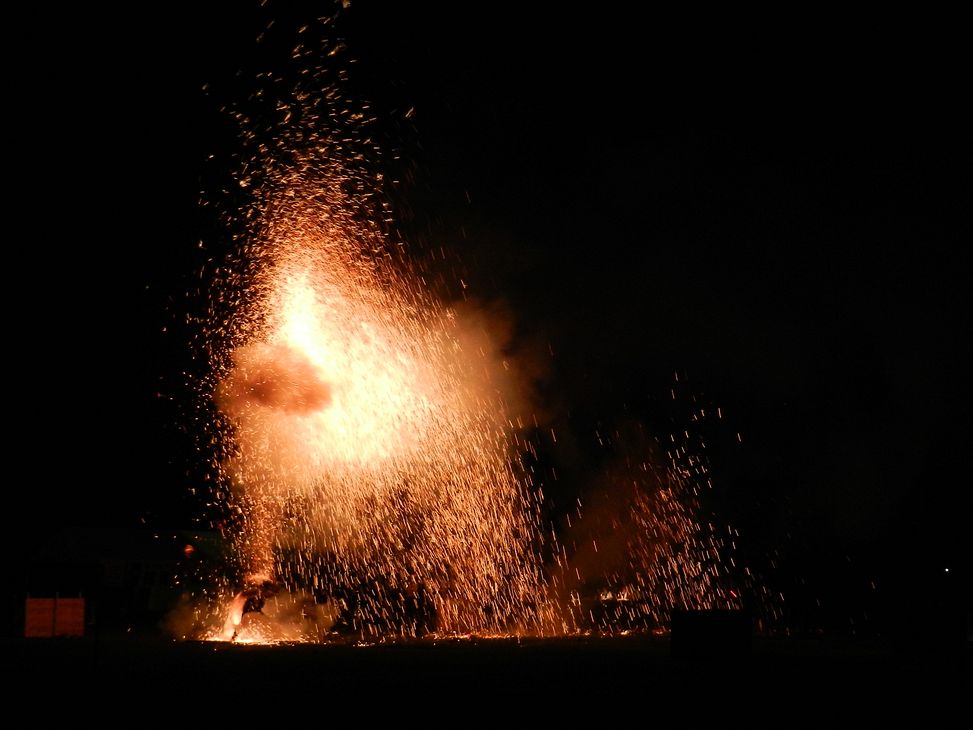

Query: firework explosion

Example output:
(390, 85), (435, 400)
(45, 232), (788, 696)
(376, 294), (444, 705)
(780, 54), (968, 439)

(179, 13), (754, 643)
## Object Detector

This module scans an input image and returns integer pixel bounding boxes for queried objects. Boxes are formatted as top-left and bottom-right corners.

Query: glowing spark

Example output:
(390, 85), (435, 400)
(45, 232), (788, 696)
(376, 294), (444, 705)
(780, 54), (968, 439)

(175, 11), (761, 645)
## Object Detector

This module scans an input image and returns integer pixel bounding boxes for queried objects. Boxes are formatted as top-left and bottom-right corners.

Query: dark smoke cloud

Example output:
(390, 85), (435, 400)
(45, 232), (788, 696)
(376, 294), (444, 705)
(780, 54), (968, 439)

(218, 342), (332, 416)
(450, 297), (556, 427)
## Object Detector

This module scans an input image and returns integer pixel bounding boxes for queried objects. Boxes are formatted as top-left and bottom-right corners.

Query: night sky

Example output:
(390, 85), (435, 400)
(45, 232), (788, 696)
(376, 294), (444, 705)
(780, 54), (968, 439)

(20, 3), (969, 632)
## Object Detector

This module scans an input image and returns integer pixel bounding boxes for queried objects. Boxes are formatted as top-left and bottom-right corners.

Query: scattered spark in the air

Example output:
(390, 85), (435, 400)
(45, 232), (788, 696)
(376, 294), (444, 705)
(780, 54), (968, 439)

(173, 10), (759, 644)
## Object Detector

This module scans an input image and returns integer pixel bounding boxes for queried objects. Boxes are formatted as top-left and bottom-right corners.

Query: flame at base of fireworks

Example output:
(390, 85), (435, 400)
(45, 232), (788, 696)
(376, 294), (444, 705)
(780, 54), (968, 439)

(210, 582), (335, 645)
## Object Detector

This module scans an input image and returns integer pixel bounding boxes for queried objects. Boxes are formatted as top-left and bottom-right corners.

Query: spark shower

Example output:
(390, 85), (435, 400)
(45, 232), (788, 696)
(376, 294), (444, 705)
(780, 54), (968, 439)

(179, 13), (746, 643)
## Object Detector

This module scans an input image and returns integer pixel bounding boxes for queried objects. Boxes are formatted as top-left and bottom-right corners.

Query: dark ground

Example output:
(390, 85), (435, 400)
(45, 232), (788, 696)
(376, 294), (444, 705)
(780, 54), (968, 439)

(3, 634), (968, 719)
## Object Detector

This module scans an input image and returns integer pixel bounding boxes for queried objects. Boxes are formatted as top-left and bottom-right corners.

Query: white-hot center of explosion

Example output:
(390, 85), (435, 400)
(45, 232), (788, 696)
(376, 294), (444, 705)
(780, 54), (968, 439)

(223, 262), (435, 470)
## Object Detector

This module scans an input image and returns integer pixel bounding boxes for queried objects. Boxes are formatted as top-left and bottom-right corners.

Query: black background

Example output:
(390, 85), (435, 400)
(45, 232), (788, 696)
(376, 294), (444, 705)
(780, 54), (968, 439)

(15, 2), (969, 632)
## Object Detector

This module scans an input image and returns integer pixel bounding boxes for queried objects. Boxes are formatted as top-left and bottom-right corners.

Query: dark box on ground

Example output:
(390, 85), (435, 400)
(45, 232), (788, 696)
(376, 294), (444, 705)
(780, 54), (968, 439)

(671, 609), (751, 658)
